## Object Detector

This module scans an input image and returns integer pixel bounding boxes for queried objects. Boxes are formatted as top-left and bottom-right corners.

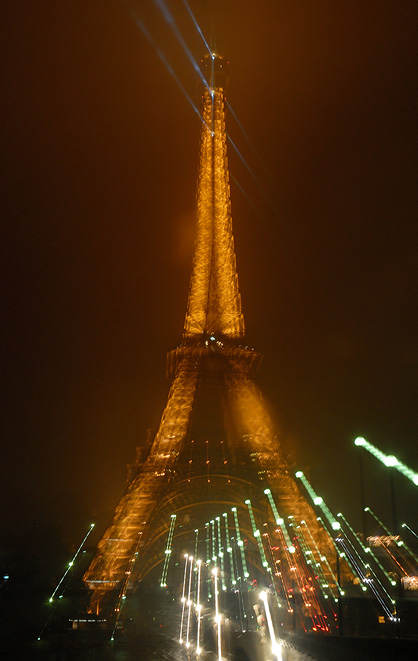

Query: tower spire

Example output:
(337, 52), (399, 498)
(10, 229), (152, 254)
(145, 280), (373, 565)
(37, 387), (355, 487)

(184, 54), (244, 339)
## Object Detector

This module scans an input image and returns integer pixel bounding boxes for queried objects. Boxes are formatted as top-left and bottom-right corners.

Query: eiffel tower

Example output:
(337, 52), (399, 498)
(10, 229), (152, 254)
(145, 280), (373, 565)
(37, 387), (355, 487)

(84, 54), (334, 613)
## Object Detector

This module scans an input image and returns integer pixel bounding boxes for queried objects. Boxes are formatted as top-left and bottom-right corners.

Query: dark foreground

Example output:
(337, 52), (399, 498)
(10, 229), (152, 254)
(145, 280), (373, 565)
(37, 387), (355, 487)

(1, 587), (418, 661)
(3, 629), (418, 660)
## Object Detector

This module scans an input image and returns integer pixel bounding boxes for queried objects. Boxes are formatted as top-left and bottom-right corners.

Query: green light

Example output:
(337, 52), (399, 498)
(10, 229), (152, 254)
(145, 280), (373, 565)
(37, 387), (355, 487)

(264, 488), (270, 494)
(296, 472), (340, 532)
(232, 507), (249, 596)
(245, 499), (269, 569)
(161, 513), (176, 587)
(265, 490), (294, 552)
(48, 522), (95, 604)
(354, 436), (418, 486)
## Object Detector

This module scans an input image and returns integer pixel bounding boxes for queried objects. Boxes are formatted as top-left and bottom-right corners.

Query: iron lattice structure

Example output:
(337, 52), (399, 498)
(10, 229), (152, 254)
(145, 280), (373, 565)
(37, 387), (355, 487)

(84, 55), (336, 611)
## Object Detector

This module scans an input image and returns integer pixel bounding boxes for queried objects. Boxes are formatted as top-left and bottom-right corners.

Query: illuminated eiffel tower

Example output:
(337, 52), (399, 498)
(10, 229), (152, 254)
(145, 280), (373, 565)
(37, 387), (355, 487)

(84, 55), (335, 613)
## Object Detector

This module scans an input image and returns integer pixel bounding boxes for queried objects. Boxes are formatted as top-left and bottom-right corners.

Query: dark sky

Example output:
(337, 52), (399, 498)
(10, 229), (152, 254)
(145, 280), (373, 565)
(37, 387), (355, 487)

(2, 0), (418, 551)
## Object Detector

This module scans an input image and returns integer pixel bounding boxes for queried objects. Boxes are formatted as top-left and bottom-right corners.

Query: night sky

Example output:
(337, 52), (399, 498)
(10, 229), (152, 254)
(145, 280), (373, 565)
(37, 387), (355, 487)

(2, 1), (418, 554)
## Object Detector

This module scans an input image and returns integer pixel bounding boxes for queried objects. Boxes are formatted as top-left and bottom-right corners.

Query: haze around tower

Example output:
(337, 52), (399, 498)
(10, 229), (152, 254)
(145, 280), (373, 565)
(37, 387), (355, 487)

(1, 0), (417, 560)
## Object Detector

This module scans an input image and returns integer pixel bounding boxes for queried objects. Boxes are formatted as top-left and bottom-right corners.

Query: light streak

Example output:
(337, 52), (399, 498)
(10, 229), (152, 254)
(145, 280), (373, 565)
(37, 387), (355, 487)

(227, 133), (272, 209)
(231, 507), (249, 579)
(153, 0), (210, 91)
(300, 520), (340, 599)
(338, 538), (393, 618)
(230, 174), (266, 225)
(111, 531), (143, 642)
(226, 99), (280, 198)
(379, 541), (409, 577)
(337, 512), (396, 587)
(364, 506), (392, 536)
(264, 489), (295, 552)
(295, 472), (340, 531)
(265, 531), (293, 611)
(402, 522), (418, 541)
(223, 512), (237, 586)
(316, 516), (346, 567)
(364, 508), (418, 563)
(194, 528), (199, 564)
(49, 523), (95, 603)
(260, 591), (282, 660)
(245, 499), (269, 568)
(226, 101), (258, 159)
(132, 12), (208, 129)
(161, 514), (176, 587)
(39, 524), (95, 641)
(276, 522), (329, 632)
(260, 530), (284, 610)
(293, 523), (338, 604)
(354, 437), (418, 486)
(146, 0), (278, 234)
(179, 553), (188, 643)
(211, 520), (216, 562)
(196, 560), (202, 655)
(181, 0), (211, 56)
(216, 517), (226, 591)
(212, 567), (222, 661)
(185, 555), (194, 648)
(231, 507), (249, 626)
(205, 522), (210, 564)
(262, 531), (287, 605)
(337, 515), (394, 605)
(205, 522), (212, 599)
